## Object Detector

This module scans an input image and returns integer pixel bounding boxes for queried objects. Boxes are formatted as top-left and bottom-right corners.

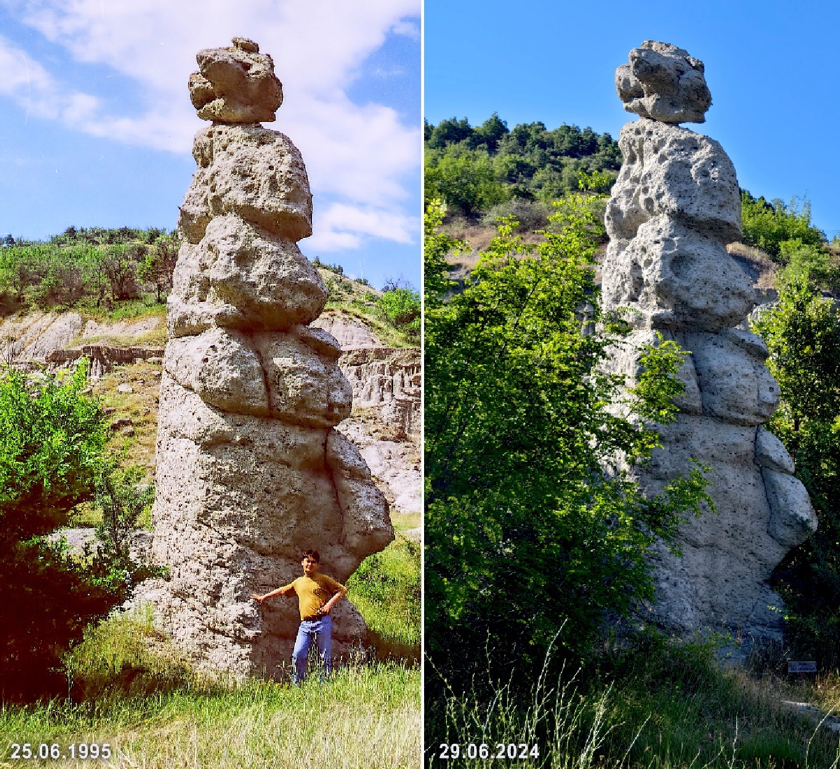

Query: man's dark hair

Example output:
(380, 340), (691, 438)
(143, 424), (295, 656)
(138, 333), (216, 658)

(302, 549), (320, 562)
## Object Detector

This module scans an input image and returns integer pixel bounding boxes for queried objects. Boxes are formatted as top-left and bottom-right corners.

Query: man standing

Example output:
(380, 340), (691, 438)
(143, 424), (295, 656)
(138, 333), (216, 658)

(252, 549), (347, 684)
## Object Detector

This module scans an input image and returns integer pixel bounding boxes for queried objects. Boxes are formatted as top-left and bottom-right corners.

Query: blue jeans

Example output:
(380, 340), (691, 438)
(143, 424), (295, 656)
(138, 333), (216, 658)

(292, 615), (332, 684)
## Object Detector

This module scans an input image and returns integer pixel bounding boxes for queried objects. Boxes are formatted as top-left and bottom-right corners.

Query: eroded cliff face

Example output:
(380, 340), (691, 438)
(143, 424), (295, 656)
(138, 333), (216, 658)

(0, 307), (421, 528)
(603, 42), (816, 640)
(137, 38), (392, 678)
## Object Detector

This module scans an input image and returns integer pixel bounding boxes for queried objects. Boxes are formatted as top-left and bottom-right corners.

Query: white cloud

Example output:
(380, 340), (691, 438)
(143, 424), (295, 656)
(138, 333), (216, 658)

(310, 201), (419, 252)
(391, 19), (420, 39)
(0, 35), (101, 123)
(0, 0), (419, 244)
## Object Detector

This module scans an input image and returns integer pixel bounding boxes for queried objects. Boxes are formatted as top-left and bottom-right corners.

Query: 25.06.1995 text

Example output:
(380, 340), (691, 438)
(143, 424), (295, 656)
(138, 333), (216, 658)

(9, 743), (112, 760)
(438, 743), (539, 760)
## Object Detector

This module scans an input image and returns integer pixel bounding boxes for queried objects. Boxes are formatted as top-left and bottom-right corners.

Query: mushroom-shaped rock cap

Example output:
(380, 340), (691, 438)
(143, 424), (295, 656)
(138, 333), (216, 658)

(616, 41), (711, 123)
(189, 37), (283, 123)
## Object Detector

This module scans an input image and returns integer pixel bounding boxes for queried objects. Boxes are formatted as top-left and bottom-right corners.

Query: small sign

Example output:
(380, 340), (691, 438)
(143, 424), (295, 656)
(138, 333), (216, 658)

(788, 661), (817, 673)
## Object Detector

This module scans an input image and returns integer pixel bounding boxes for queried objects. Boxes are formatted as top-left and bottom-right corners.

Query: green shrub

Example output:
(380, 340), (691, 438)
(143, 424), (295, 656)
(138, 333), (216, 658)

(741, 192), (826, 259)
(87, 463), (159, 599)
(66, 607), (200, 701)
(777, 238), (840, 294)
(0, 364), (115, 701)
(752, 280), (840, 666)
(376, 286), (420, 343)
(425, 146), (510, 215)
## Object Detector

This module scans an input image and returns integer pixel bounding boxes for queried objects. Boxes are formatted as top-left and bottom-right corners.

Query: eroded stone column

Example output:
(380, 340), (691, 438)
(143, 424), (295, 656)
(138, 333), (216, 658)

(603, 41), (816, 640)
(143, 38), (393, 678)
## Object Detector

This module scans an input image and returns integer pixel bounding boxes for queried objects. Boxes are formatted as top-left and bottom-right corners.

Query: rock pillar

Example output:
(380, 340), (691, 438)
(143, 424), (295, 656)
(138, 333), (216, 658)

(144, 38), (393, 678)
(603, 41), (816, 639)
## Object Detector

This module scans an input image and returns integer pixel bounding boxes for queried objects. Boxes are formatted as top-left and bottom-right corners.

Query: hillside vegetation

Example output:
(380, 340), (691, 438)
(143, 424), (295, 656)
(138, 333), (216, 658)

(0, 226), (420, 346)
(426, 114), (840, 296)
(425, 115), (840, 766)
(425, 114), (620, 222)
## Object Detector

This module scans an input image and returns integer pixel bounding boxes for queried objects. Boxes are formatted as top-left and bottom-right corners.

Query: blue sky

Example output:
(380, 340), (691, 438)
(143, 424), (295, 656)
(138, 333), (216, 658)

(425, 0), (840, 242)
(0, 0), (421, 290)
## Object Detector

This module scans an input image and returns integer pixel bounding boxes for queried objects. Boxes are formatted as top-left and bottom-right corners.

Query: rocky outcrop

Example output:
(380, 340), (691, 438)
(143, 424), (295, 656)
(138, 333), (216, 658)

(47, 345), (163, 378)
(138, 38), (392, 679)
(312, 309), (384, 349)
(340, 347), (421, 439)
(603, 42), (816, 640)
(0, 312), (164, 377)
(0, 312), (83, 364)
(336, 345), (421, 527)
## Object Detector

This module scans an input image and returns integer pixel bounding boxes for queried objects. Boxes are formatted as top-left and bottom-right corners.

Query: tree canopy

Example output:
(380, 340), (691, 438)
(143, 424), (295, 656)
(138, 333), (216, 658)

(424, 115), (621, 216)
(424, 190), (709, 690)
(752, 279), (840, 662)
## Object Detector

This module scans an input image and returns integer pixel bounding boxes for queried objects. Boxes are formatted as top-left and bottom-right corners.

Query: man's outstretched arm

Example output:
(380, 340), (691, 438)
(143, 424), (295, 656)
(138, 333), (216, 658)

(252, 585), (294, 603)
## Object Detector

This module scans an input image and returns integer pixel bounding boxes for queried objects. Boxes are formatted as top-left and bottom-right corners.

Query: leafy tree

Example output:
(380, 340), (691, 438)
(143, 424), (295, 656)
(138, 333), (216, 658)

(426, 117), (474, 149)
(423, 200), (460, 308)
(752, 279), (840, 662)
(102, 244), (142, 302)
(472, 112), (509, 153)
(138, 234), (179, 303)
(424, 190), (710, 690)
(377, 282), (421, 343)
(0, 365), (113, 701)
(741, 192), (826, 259)
(0, 246), (38, 301)
(88, 463), (157, 599)
(753, 278), (840, 430)
(425, 146), (509, 215)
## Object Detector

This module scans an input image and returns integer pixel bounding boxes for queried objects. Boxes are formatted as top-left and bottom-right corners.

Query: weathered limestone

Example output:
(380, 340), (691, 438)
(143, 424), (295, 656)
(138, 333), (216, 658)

(616, 40), (712, 124)
(188, 37), (283, 124)
(603, 43), (816, 640)
(141, 39), (392, 678)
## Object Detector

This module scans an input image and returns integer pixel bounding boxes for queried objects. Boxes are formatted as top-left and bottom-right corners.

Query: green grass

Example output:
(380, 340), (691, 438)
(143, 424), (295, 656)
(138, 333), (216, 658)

(393, 512), (421, 533)
(427, 636), (840, 768)
(79, 296), (168, 324)
(1, 473), (421, 768)
(347, 535), (421, 649)
(0, 665), (419, 768)
(1, 546), (421, 769)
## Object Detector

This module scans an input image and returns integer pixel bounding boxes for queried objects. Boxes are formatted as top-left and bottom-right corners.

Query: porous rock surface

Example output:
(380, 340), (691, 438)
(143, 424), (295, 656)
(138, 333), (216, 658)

(137, 39), (392, 679)
(603, 43), (816, 640)
(616, 40), (712, 124)
(189, 37), (283, 124)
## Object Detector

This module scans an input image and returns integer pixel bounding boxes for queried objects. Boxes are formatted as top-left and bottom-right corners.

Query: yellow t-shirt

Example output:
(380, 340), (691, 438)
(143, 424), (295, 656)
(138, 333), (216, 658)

(283, 573), (345, 619)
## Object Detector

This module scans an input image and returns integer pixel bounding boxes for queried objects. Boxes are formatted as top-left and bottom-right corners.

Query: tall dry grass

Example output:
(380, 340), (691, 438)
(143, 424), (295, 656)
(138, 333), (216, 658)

(427, 635), (840, 768)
